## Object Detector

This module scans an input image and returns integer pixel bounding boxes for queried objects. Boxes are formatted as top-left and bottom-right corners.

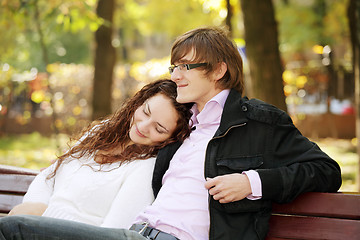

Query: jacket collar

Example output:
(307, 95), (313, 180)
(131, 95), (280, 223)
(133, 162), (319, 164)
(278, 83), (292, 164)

(215, 89), (249, 137)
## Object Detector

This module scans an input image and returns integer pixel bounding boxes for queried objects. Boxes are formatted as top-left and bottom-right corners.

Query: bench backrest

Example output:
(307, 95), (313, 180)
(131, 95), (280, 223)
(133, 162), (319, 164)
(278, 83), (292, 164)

(0, 165), (38, 216)
(266, 192), (360, 240)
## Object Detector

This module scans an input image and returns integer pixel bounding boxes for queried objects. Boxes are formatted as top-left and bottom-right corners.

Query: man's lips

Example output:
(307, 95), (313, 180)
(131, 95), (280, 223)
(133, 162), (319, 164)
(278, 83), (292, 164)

(135, 126), (146, 138)
(177, 83), (187, 88)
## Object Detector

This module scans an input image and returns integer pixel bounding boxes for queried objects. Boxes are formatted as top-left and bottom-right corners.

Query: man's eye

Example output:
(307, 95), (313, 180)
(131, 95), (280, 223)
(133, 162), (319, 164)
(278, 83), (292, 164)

(179, 64), (187, 70)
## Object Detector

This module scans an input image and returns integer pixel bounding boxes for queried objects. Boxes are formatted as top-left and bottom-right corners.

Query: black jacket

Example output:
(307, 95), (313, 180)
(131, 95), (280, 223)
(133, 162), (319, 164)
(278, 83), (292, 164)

(152, 89), (342, 240)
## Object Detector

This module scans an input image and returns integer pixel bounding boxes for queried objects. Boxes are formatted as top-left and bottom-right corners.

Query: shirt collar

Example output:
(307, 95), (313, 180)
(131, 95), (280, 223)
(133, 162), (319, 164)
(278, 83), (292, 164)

(190, 89), (230, 126)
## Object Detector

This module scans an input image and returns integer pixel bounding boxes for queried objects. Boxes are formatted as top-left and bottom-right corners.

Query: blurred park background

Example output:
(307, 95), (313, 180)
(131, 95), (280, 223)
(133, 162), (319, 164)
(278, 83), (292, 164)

(0, 0), (359, 192)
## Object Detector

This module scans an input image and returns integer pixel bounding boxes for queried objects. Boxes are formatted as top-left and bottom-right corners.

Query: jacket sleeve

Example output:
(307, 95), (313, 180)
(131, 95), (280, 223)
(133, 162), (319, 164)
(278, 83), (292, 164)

(257, 112), (342, 203)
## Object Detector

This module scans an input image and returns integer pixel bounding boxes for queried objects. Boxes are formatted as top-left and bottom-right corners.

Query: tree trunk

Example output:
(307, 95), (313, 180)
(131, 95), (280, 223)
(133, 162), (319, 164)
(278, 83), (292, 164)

(92, 0), (116, 120)
(225, 0), (233, 36)
(240, 0), (287, 112)
(348, 0), (360, 192)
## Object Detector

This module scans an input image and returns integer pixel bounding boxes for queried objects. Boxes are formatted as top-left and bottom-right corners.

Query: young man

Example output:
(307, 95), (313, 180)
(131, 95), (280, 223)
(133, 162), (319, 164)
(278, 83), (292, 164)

(0, 27), (341, 240)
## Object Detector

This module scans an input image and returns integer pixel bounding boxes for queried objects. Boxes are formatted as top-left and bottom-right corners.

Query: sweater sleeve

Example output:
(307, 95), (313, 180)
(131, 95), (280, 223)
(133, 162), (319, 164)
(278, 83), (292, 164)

(22, 164), (55, 204)
(100, 158), (155, 228)
(24, 125), (94, 204)
(22, 129), (90, 205)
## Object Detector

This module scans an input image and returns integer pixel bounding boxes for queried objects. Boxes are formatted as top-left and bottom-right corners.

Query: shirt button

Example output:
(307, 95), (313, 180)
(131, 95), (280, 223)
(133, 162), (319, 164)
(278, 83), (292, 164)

(242, 105), (248, 112)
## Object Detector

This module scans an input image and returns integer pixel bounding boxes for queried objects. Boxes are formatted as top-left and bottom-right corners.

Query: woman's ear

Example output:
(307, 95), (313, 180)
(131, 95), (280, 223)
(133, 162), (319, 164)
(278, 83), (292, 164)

(213, 62), (227, 81)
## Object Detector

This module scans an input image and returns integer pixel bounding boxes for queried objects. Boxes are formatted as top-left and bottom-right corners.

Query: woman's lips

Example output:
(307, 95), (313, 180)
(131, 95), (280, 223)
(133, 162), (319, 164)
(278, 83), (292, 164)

(135, 125), (146, 138)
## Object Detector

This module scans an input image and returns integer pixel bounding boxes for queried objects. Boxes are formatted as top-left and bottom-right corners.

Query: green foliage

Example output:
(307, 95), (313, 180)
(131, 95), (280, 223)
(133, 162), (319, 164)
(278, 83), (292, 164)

(275, 0), (350, 55)
(116, 0), (223, 38)
(1, 0), (231, 69)
(323, 1), (350, 45)
(277, 4), (321, 52)
(0, 0), (101, 71)
(141, 0), (221, 37)
(0, 132), (69, 170)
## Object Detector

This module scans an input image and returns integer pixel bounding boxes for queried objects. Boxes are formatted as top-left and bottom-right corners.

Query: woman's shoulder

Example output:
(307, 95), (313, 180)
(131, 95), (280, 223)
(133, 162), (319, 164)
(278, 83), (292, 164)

(121, 157), (156, 174)
(128, 157), (156, 168)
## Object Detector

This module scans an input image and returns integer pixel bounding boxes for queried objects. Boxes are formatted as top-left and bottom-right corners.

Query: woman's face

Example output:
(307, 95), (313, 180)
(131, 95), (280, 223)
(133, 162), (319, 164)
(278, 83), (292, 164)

(129, 93), (179, 146)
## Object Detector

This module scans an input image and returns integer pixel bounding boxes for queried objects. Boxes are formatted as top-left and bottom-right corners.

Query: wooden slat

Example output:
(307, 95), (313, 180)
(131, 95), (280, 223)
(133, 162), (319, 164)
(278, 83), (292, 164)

(0, 194), (24, 214)
(267, 215), (360, 240)
(272, 192), (360, 219)
(265, 238), (291, 240)
(0, 164), (39, 175)
(0, 174), (36, 193)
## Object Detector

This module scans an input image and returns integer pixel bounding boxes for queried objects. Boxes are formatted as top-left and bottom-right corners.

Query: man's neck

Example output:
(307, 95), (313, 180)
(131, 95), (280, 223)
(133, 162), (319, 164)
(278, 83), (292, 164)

(196, 88), (224, 112)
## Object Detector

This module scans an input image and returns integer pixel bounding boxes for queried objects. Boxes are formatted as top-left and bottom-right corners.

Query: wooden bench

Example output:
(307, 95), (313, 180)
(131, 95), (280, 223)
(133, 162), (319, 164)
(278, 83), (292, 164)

(266, 192), (360, 240)
(0, 164), (359, 239)
(0, 164), (38, 217)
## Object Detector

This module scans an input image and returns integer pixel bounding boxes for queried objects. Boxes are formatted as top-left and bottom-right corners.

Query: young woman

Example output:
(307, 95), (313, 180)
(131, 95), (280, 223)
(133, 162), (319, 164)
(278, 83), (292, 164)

(8, 79), (192, 229)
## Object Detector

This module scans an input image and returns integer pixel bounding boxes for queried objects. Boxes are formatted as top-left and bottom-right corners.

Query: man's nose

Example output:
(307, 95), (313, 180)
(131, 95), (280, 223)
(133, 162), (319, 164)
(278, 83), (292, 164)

(170, 68), (182, 82)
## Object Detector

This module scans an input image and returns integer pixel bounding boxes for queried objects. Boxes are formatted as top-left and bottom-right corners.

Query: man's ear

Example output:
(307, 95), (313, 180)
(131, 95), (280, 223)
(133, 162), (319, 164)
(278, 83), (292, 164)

(213, 62), (227, 81)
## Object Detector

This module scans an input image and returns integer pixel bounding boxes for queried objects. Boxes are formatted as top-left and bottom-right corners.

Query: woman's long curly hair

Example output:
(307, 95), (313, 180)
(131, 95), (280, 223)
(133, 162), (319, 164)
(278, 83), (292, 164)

(49, 79), (192, 178)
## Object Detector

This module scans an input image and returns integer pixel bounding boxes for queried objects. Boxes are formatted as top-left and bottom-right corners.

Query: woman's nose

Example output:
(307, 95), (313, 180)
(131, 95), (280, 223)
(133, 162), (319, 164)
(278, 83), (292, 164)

(137, 120), (151, 133)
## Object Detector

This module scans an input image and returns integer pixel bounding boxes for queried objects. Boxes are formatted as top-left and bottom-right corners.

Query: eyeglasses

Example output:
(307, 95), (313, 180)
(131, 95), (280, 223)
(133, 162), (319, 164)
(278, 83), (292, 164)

(168, 63), (207, 74)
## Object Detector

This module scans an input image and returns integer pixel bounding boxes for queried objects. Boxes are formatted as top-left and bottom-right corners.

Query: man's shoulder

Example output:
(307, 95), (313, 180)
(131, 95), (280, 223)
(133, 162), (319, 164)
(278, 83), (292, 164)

(245, 98), (291, 125)
(222, 90), (291, 126)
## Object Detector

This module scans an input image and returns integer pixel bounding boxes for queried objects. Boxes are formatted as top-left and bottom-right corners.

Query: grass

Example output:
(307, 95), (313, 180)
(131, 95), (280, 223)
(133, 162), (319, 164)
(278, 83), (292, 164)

(315, 138), (359, 192)
(0, 133), (358, 192)
(0, 132), (70, 170)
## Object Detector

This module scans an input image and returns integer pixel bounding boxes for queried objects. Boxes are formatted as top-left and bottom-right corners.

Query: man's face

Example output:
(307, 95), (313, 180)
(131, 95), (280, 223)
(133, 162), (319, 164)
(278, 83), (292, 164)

(170, 49), (221, 112)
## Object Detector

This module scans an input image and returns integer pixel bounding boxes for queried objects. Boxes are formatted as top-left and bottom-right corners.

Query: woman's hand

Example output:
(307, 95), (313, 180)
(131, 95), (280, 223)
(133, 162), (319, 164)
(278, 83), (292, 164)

(8, 202), (48, 216)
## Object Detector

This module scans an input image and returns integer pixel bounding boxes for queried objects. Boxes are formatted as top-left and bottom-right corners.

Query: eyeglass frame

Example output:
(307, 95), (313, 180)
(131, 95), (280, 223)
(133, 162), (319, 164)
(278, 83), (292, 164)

(168, 63), (207, 74)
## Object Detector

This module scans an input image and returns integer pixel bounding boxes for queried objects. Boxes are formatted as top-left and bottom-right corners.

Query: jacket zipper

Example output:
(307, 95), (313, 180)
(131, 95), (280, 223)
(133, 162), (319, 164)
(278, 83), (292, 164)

(212, 122), (247, 140)
(205, 121), (247, 178)
(206, 122), (247, 240)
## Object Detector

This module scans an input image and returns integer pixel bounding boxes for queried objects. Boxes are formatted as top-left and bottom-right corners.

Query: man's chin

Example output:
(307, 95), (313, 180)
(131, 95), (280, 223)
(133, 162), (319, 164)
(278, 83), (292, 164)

(176, 96), (188, 104)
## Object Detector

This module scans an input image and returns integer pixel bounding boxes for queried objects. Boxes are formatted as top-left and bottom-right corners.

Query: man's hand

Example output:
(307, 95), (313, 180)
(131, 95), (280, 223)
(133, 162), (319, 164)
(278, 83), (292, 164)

(205, 173), (252, 203)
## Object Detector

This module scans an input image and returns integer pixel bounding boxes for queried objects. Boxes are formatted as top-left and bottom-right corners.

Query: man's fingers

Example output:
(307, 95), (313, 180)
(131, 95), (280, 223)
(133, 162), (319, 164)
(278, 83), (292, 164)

(208, 185), (220, 196)
(205, 177), (216, 189)
(212, 192), (232, 203)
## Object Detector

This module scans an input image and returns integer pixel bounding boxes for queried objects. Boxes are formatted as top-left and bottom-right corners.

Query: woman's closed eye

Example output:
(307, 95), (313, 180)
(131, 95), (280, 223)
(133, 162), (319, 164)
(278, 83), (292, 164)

(155, 124), (169, 134)
(156, 128), (165, 134)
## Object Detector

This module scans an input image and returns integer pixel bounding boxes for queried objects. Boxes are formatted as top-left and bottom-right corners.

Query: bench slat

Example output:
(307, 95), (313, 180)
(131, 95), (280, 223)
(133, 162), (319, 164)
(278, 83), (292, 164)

(267, 215), (360, 240)
(272, 192), (360, 219)
(0, 194), (24, 214)
(266, 238), (291, 240)
(0, 164), (39, 176)
(0, 174), (36, 193)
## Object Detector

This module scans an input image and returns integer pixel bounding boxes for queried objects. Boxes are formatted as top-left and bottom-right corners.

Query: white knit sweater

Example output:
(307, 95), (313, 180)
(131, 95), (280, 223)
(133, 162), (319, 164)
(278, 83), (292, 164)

(23, 156), (155, 229)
